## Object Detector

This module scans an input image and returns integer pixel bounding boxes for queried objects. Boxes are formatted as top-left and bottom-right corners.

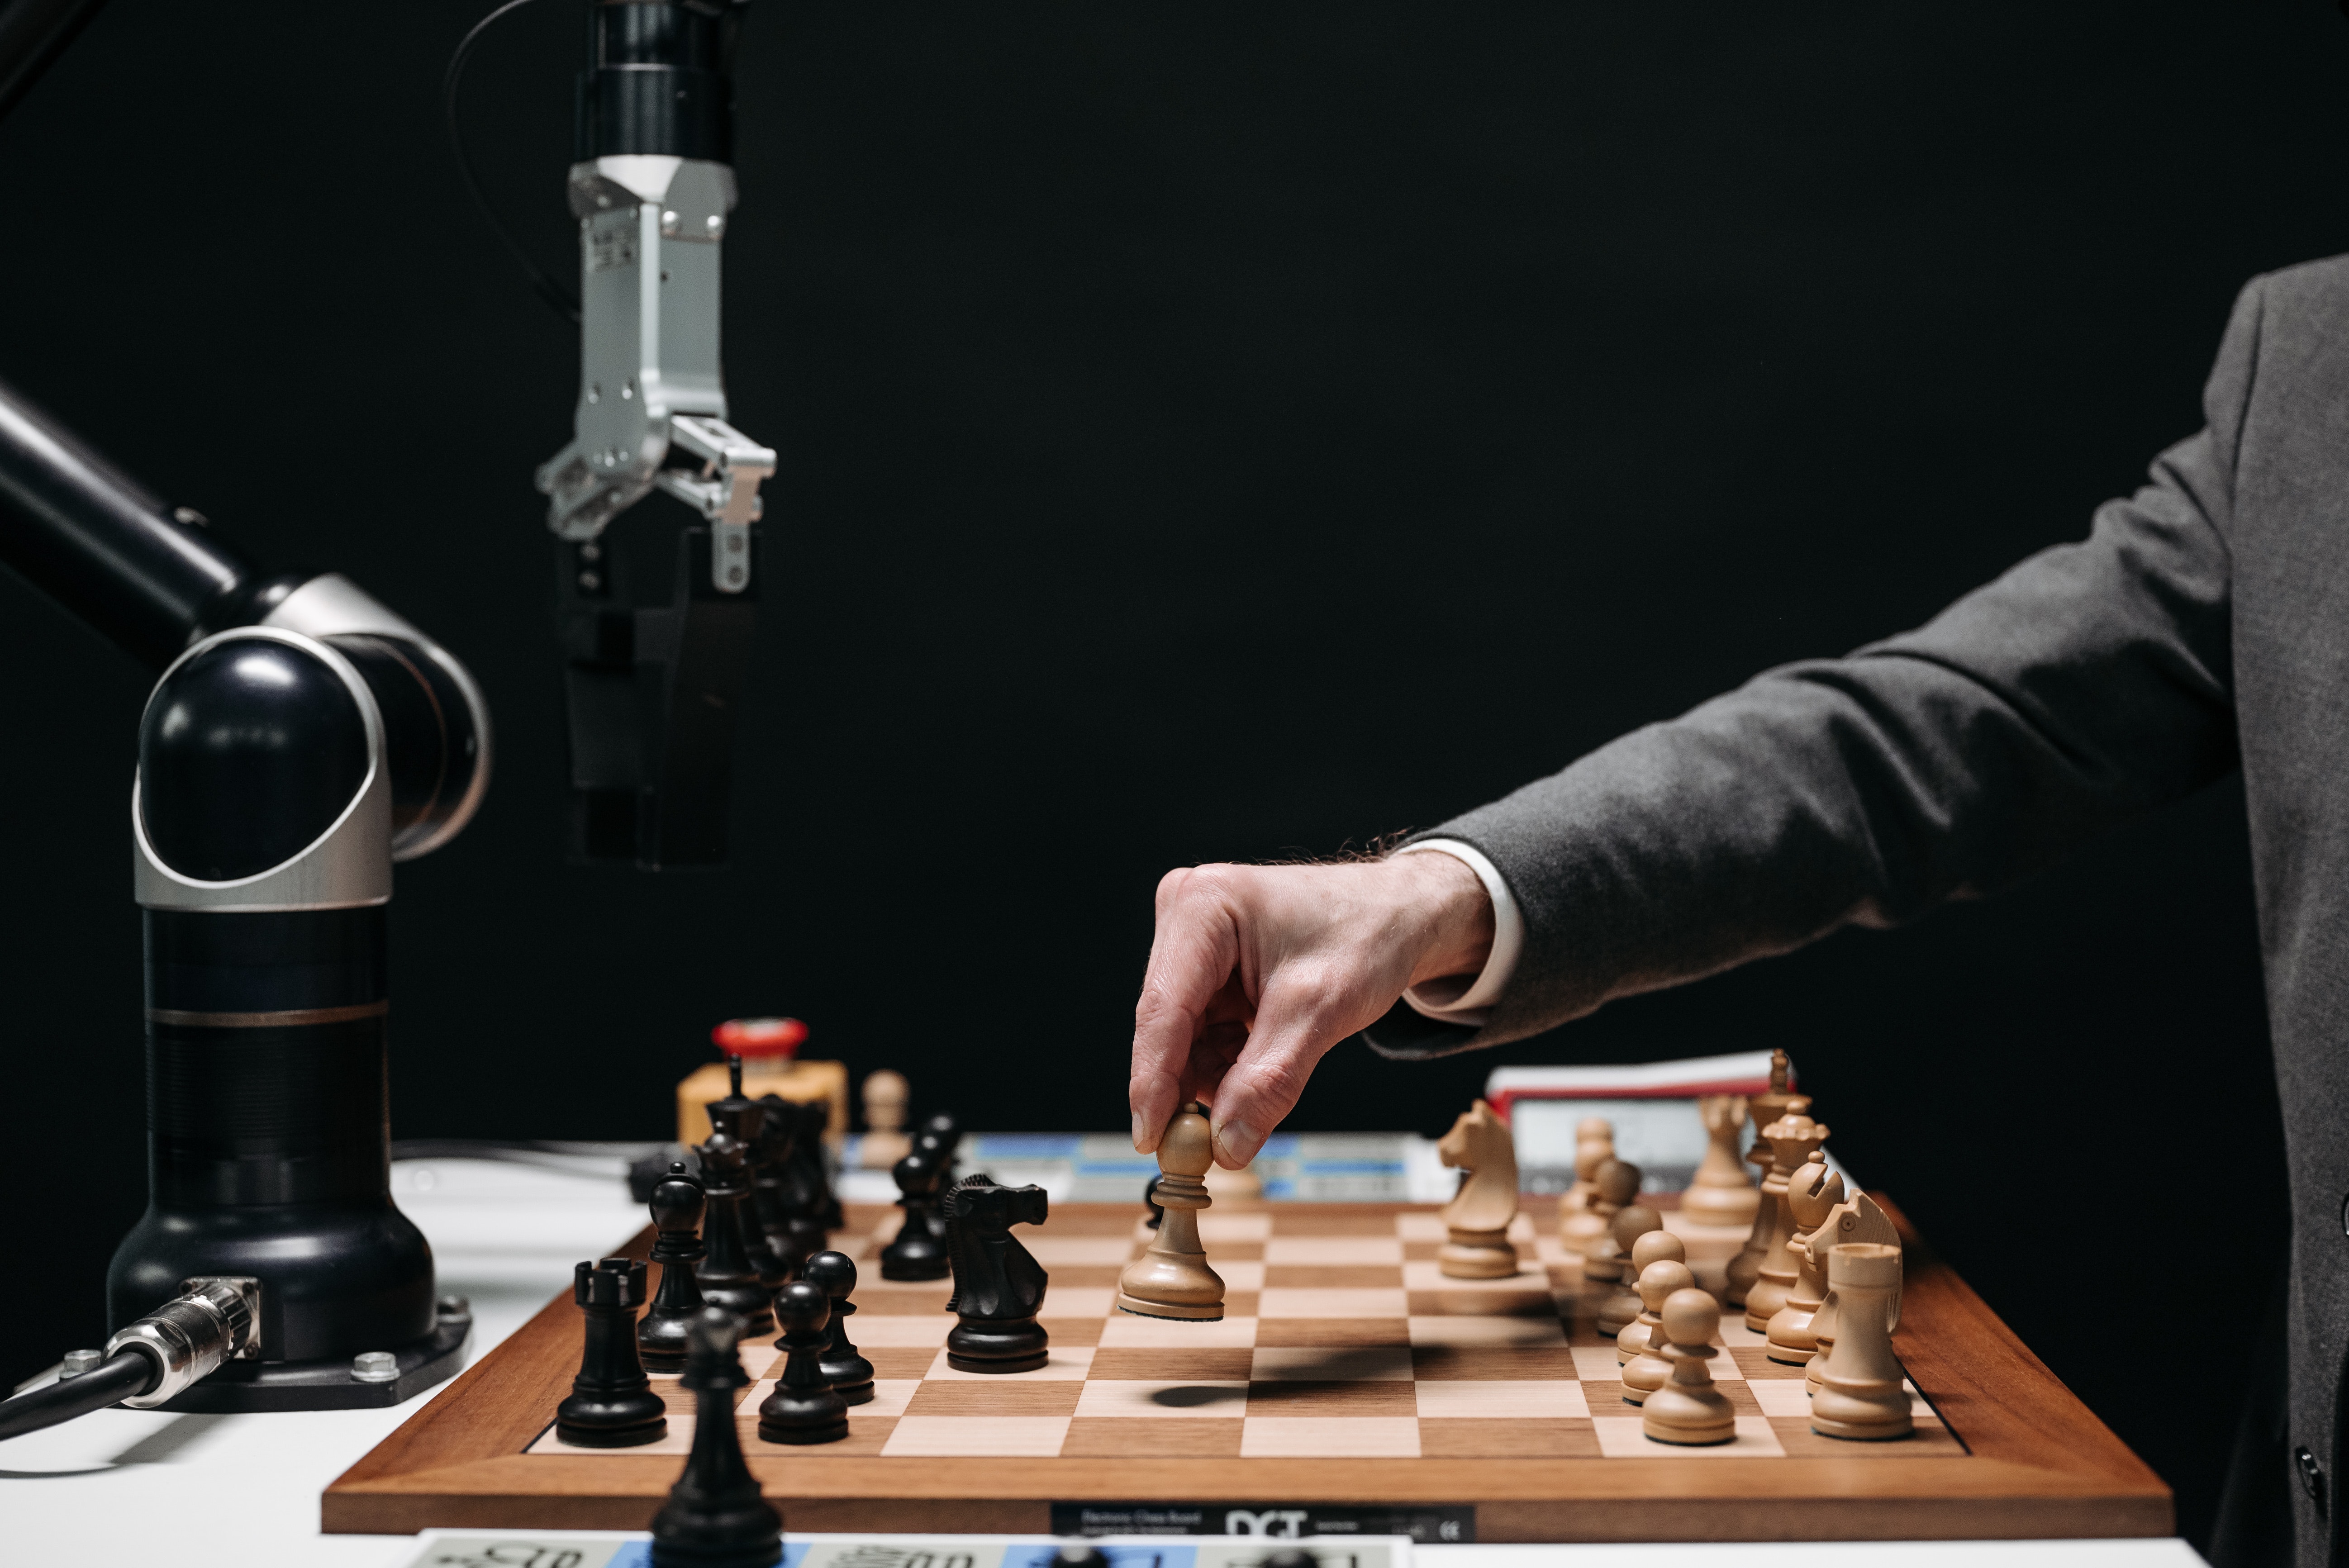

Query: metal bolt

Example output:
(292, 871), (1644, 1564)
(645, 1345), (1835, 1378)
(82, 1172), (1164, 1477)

(59, 1349), (104, 1380)
(706, 215), (724, 238)
(352, 1351), (399, 1383)
(727, 533), (743, 552)
(587, 384), (600, 404)
(727, 566), (743, 584)
(661, 209), (679, 234)
(579, 571), (602, 591)
(580, 543), (601, 562)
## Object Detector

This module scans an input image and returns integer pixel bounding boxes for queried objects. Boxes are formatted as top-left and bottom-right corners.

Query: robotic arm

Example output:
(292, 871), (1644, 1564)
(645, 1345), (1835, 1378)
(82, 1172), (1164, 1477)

(535, 0), (773, 869)
(0, 0), (772, 1422)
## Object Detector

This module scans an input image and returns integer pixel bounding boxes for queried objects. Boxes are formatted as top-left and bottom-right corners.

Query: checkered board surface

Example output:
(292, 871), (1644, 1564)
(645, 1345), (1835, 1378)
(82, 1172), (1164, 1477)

(525, 1202), (1959, 1463)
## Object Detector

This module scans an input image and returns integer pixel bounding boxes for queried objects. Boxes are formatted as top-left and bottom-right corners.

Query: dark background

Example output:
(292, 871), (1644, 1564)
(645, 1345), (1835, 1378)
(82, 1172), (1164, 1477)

(0, 0), (2326, 1547)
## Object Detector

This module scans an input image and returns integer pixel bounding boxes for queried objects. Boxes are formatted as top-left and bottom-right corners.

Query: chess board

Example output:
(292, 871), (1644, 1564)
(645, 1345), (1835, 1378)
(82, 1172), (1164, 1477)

(324, 1199), (2169, 1543)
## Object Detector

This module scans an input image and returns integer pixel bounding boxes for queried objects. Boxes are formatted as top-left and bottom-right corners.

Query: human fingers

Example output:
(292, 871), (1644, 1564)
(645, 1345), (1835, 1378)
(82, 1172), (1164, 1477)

(1129, 867), (1243, 1152)
(1205, 957), (1387, 1168)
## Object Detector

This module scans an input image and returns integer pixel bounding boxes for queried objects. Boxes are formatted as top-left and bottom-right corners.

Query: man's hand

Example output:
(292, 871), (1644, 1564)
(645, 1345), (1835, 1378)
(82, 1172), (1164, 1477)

(1128, 853), (1495, 1168)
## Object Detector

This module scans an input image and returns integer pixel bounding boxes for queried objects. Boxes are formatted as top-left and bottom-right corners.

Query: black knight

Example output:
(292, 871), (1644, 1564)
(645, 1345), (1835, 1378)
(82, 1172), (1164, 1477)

(942, 1174), (1051, 1373)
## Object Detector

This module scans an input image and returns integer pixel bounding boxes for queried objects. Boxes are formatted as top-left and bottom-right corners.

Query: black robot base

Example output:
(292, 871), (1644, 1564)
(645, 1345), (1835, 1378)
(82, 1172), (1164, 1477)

(152, 1297), (473, 1414)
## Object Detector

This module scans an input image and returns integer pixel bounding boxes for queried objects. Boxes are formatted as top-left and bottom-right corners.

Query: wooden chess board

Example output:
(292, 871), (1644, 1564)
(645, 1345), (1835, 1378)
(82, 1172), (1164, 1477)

(323, 1198), (2169, 1542)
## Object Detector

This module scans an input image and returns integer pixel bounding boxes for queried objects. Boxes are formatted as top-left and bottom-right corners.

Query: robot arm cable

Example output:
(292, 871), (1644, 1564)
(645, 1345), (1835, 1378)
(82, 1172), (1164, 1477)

(0, 1352), (151, 1441)
(443, 0), (580, 325)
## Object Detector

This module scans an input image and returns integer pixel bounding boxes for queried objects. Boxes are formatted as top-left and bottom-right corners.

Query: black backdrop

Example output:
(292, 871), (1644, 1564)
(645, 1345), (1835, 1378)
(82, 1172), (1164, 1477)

(0, 0), (2330, 1546)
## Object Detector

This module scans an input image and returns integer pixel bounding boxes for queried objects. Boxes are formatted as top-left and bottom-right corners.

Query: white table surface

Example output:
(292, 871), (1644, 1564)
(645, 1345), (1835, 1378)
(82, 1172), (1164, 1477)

(0, 1158), (2209, 1568)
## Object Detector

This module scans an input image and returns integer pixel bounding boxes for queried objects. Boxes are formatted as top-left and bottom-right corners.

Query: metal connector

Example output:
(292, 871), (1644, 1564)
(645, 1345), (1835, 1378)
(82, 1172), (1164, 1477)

(104, 1276), (261, 1409)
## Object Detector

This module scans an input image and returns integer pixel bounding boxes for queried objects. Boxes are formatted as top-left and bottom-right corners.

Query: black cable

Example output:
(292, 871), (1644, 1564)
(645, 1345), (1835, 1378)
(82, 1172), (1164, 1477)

(444, 0), (580, 325)
(0, 1353), (153, 1442)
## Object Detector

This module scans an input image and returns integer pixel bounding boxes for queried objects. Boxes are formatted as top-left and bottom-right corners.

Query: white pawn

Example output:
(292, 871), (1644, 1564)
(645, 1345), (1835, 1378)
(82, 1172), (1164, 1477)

(1619, 1258), (1695, 1406)
(1580, 1160), (1645, 1281)
(1641, 1288), (1736, 1446)
(1612, 1228), (1683, 1356)
(1557, 1118), (1617, 1245)
(1810, 1243), (1912, 1441)
(1592, 1201), (1661, 1335)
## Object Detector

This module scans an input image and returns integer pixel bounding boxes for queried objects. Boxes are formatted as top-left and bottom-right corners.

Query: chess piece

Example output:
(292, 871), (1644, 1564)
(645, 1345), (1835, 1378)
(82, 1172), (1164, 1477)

(858, 1069), (913, 1169)
(1620, 1257), (1697, 1405)
(744, 1093), (809, 1279)
(649, 1307), (783, 1568)
(640, 1162), (711, 1372)
(557, 1258), (668, 1446)
(1804, 1187), (1901, 1395)
(1724, 1052), (1803, 1305)
(726, 1103), (798, 1291)
(693, 1127), (775, 1334)
(1683, 1094), (1760, 1227)
(773, 1094), (842, 1240)
(1766, 1150), (1840, 1365)
(1810, 1242), (1913, 1440)
(912, 1112), (960, 1250)
(1579, 1159), (1643, 1280)
(1436, 1099), (1522, 1278)
(1556, 1117), (1617, 1247)
(944, 1174), (1053, 1370)
(1133, 1173), (1165, 1242)
(879, 1148), (950, 1280)
(916, 1111), (961, 1180)
(1616, 1229), (1688, 1363)
(1594, 1202), (1662, 1334)
(756, 1280), (850, 1443)
(1205, 1158), (1265, 1200)
(802, 1250), (874, 1405)
(1744, 1110), (1829, 1330)
(1116, 1102), (1227, 1320)
(1641, 1287), (1736, 1446)
(706, 1055), (789, 1286)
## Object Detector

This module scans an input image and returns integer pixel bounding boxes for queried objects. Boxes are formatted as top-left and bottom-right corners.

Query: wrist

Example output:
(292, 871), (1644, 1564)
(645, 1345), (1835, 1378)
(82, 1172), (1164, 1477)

(1389, 850), (1494, 988)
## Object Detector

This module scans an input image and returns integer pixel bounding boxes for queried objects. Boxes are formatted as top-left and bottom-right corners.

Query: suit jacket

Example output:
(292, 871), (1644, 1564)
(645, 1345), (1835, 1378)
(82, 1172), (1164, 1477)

(1362, 255), (2349, 1563)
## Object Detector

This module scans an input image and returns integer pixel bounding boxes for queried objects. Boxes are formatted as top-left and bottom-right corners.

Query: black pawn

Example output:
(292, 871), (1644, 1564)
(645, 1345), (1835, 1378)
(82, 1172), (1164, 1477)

(694, 1129), (775, 1334)
(1261, 1552), (1318, 1568)
(1141, 1174), (1164, 1232)
(557, 1258), (668, 1447)
(880, 1149), (949, 1280)
(1051, 1549), (1108, 1568)
(801, 1250), (874, 1405)
(756, 1281), (849, 1444)
(916, 1112), (961, 1178)
(913, 1116), (959, 1250)
(640, 1163), (710, 1372)
(650, 1307), (782, 1568)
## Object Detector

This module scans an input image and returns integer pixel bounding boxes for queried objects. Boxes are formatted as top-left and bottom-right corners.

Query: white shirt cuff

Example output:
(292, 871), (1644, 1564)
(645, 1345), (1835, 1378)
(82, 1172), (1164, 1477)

(1394, 838), (1523, 1028)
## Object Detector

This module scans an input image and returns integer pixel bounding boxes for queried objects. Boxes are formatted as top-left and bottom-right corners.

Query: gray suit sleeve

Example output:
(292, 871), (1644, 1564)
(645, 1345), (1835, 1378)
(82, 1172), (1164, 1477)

(1364, 277), (2261, 1060)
